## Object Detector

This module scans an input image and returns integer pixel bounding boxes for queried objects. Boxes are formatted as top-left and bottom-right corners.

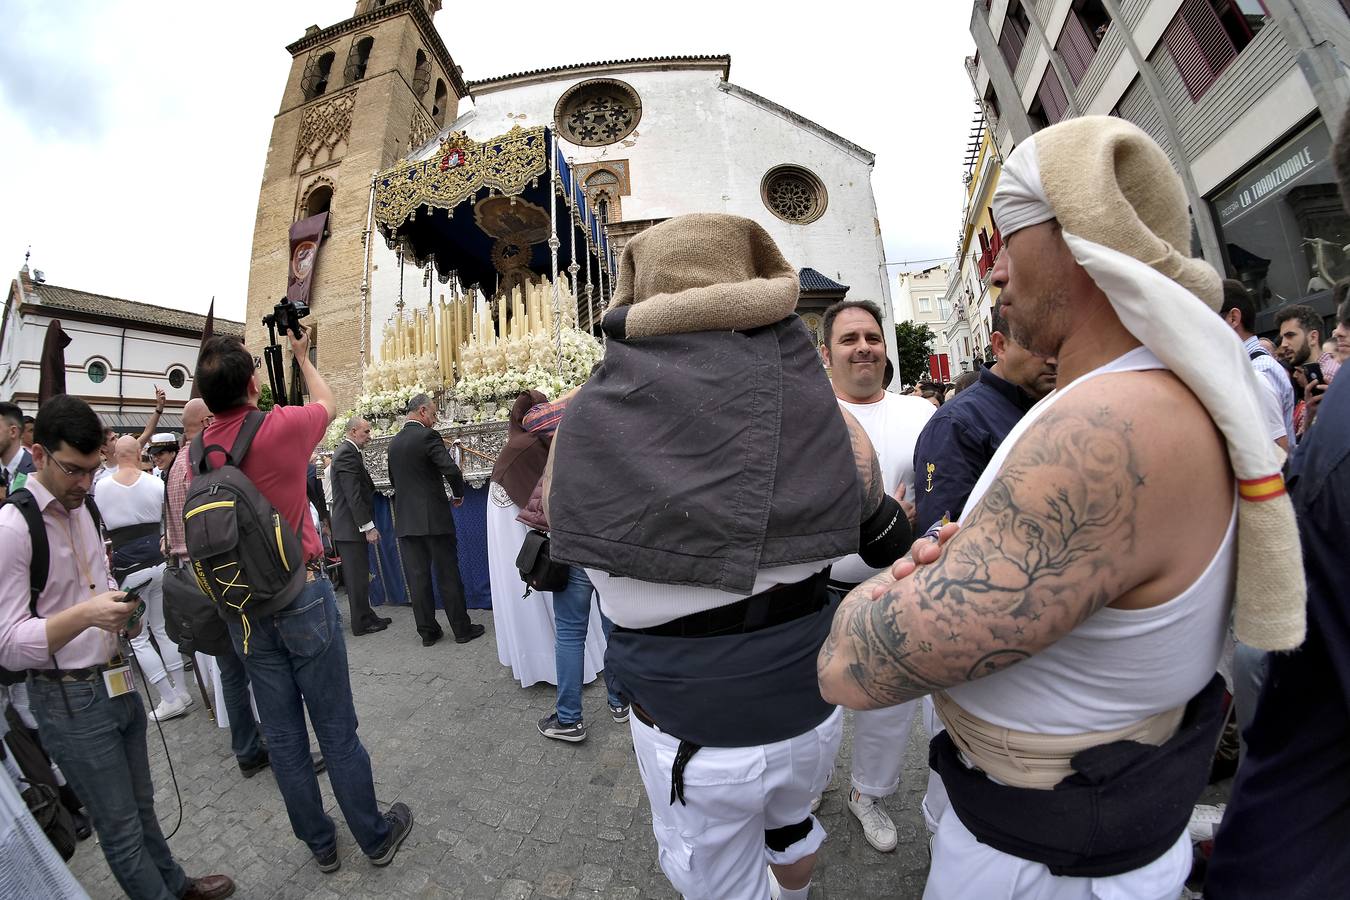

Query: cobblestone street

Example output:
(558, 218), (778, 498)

(69, 602), (935, 899)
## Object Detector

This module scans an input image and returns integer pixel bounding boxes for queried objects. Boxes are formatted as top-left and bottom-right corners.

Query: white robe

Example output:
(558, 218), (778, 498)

(485, 488), (607, 687)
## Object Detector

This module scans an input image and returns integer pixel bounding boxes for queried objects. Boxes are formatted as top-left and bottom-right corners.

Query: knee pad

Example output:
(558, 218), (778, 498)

(858, 493), (912, 568)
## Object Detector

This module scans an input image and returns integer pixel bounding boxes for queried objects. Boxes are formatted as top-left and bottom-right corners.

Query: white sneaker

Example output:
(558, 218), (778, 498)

(847, 789), (898, 852)
(1187, 803), (1226, 843)
(150, 693), (193, 722)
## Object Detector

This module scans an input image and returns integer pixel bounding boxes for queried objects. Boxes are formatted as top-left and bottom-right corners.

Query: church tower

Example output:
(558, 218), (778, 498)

(244, 0), (464, 405)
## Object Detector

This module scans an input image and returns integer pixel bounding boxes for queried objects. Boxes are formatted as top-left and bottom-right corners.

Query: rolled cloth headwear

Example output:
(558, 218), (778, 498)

(992, 116), (1304, 652)
(601, 212), (800, 338)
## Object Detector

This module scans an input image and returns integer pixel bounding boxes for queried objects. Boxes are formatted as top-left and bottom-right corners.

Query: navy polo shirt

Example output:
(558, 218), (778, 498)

(1207, 374), (1350, 898)
(912, 365), (1036, 533)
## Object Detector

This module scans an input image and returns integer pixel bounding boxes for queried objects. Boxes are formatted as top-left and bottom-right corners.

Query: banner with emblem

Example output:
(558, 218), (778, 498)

(286, 212), (328, 305)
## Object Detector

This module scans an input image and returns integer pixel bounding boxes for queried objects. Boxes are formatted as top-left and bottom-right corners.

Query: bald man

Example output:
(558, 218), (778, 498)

(99, 438), (193, 721)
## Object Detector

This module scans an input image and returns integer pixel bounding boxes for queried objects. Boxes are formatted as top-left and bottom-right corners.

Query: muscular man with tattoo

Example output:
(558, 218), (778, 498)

(820, 118), (1304, 899)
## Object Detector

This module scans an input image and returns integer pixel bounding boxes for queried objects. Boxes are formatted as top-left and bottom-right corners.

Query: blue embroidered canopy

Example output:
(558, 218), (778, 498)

(373, 125), (615, 302)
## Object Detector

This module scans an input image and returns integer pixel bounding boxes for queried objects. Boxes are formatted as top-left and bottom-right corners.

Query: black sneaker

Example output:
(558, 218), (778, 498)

(538, 713), (587, 743)
(609, 703), (630, 724)
(369, 802), (413, 867)
(238, 751), (271, 779)
(314, 847), (340, 873)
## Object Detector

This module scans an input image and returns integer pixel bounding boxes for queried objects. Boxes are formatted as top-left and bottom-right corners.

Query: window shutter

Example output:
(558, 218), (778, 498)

(1036, 69), (1071, 124)
(1058, 13), (1098, 85)
(1164, 0), (1238, 101)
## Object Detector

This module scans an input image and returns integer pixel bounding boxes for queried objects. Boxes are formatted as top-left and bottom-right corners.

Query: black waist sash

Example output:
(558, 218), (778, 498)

(605, 581), (838, 749)
(930, 673), (1227, 877)
(107, 522), (163, 580)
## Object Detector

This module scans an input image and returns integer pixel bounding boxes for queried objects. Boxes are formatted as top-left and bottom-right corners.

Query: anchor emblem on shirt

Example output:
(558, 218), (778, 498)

(925, 463), (935, 493)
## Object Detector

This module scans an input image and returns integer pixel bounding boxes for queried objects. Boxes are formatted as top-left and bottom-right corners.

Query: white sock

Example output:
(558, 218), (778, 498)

(778, 882), (810, 900)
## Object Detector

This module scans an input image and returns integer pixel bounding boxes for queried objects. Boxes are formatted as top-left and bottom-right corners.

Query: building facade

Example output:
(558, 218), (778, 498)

(968, 0), (1350, 332)
(1, 266), (241, 429)
(244, 2), (896, 409)
(895, 263), (955, 380)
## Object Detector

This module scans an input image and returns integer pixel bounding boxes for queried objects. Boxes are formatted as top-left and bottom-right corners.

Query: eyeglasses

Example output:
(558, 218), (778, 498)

(38, 446), (103, 480)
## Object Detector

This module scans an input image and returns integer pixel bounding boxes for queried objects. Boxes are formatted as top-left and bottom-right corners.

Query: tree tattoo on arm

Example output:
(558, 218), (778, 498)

(819, 402), (1144, 709)
(840, 408), (886, 520)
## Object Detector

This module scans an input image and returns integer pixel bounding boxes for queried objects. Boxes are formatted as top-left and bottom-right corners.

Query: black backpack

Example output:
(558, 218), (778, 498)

(185, 410), (305, 644)
(0, 489), (105, 686)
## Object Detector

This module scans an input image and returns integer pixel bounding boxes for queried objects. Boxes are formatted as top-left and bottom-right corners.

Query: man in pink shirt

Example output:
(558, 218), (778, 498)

(194, 332), (411, 874)
(0, 395), (234, 900)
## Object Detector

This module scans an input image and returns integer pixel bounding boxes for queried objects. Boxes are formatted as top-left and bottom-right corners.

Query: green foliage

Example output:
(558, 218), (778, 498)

(258, 385), (275, 411)
(894, 321), (937, 387)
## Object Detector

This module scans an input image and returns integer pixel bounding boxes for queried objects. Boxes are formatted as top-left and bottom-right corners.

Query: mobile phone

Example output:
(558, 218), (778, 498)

(1303, 363), (1324, 384)
(120, 587), (146, 628)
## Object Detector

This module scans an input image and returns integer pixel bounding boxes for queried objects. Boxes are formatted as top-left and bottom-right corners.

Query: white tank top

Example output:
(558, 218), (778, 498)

(944, 347), (1236, 734)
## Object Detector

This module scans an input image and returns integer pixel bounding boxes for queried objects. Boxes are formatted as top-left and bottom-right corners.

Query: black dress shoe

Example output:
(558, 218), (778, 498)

(238, 751), (271, 779)
(454, 623), (486, 644)
(72, 811), (92, 840)
(353, 621), (387, 636)
(376, 616), (393, 626)
(421, 632), (442, 647)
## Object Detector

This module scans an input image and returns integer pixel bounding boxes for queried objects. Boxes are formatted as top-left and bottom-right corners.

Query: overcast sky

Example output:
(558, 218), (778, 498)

(0, 1), (976, 324)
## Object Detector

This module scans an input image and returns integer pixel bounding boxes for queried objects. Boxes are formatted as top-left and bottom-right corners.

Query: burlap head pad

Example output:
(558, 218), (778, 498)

(605, 213), (800, 339)
(1034, 116), (1222, 311)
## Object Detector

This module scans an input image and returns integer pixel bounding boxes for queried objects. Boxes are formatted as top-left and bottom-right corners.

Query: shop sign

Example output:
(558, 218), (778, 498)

(1214, 122), (1332, 229)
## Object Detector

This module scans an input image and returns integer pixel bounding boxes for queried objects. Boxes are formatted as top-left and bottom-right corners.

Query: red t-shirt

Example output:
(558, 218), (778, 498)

(201, 403), (330, 562)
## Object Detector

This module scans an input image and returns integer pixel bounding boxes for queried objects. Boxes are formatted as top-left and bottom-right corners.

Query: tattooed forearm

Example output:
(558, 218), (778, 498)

(840, 409), (885, 519)
(819, 403), (1143, 709)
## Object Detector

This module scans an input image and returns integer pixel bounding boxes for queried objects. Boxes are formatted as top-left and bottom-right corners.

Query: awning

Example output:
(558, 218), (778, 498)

(99, 411), (184, 432)
(372, 125), (615, 300)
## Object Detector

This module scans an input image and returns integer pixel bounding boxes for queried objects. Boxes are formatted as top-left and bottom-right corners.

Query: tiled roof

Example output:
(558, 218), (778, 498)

(26, 283), (243, 336)
(799, 268), (850, 293)
(468, 55), (730, 90)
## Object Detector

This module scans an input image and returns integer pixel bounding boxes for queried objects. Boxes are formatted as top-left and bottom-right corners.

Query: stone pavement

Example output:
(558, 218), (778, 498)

(67, 601), (943, 899)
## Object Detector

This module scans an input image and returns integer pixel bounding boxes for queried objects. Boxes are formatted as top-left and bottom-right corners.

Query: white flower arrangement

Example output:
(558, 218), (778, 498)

(451, 328), (602, 422)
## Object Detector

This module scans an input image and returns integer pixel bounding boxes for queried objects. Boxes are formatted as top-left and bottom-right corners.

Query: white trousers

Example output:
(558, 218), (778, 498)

(923, 811), (1192, 900)
(631, 707), (843, 900)
(126, 564), (186, 702)
(849, 699), (918, 798)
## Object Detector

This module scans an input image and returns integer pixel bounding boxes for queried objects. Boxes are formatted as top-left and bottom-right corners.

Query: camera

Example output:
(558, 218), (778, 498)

(263, 297), (310, 340)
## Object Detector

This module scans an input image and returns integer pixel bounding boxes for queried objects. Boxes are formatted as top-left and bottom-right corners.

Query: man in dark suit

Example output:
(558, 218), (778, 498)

(0, 402), (35, 500)
(387, 394), (484, 647)
(331, 416), (393, 636)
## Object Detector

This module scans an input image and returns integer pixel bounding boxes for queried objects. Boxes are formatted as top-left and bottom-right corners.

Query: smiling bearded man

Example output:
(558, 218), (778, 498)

(818, 116), (1305, 900)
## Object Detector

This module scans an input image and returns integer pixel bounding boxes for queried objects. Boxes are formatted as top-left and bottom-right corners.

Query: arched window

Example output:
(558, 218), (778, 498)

(302, 51), (336, 101)
(412, 49), (430, 98)
(585, 170), (619, 223)
(344, 36), (374, 85)
(304, 184), (333, 218)
(432, 79), (448, 126)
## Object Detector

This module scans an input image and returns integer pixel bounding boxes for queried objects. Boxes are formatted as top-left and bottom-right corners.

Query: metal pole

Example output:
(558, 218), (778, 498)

(548, 163), (563, 376)
(361, 175), (376, 365)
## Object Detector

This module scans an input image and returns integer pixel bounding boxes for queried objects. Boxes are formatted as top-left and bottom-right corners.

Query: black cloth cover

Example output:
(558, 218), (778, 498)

(549, 315), (860, 593)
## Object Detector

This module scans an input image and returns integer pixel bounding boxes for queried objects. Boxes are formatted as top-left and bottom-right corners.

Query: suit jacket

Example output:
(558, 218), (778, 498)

(387, 421), (465, 537)
(330, 440), (377, 543)
(306, 464), (330, 524)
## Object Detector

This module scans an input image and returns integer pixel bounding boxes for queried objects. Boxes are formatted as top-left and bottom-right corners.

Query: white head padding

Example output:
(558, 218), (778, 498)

(992, 118), (1305, 652)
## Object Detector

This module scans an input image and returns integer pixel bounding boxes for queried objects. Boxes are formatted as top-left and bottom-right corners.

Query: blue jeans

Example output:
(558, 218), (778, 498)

(29, 675), (188, 900)
(1233, 640), (1270, 763)
(214, 644), (262, 765)
(554, 567), (623, 724)
(226, 576), (390, 857)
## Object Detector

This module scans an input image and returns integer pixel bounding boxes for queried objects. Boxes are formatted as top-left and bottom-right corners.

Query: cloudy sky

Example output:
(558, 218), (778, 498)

(0, 1), (976, 324)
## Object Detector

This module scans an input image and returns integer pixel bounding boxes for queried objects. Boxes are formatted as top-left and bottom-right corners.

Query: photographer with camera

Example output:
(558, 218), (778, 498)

(193, 326), (411, 874)
(0, 395), (234, 900)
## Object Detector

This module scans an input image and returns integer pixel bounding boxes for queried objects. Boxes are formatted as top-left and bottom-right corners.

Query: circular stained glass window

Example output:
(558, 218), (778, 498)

(762, 165), (828, 225)
(554, 79), (641, 147)
(87, 361), (108, 384)
(168, 368), (187, 389)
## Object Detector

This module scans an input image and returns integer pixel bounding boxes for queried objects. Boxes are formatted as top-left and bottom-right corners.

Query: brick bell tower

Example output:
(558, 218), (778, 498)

(244, 0), (464, 407)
